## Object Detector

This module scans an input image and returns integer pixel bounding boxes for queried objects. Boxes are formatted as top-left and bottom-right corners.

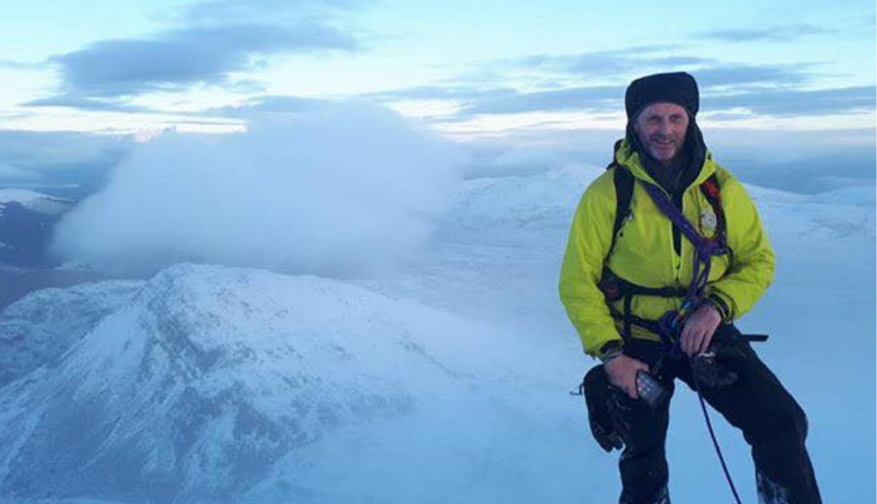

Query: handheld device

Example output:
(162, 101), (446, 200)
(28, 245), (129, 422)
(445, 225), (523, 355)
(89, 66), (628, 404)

(636, 369), (669, 408)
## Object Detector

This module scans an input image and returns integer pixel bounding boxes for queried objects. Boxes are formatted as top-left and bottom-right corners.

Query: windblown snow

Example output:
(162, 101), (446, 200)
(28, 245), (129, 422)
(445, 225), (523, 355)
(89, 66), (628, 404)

(0, 166), (873, 504)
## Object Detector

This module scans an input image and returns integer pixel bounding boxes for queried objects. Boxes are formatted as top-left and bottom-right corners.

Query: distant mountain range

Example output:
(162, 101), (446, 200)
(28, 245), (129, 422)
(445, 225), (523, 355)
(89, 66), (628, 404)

(0, 189), (73, 267)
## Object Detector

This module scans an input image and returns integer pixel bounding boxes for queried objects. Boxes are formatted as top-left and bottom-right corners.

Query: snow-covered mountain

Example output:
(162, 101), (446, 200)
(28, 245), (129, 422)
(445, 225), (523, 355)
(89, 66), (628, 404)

(0, 263), (525, 503)
(0, 167), (873, 504)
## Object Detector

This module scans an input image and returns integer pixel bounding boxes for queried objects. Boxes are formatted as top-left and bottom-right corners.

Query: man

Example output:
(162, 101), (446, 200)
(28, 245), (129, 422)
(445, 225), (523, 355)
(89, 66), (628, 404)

(559, 72), (821, 504)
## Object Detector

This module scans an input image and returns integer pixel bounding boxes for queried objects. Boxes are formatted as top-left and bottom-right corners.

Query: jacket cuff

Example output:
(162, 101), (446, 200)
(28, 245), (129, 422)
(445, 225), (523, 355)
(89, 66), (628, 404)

(704, 293), (733, 323)
(596, 339), (624, 362)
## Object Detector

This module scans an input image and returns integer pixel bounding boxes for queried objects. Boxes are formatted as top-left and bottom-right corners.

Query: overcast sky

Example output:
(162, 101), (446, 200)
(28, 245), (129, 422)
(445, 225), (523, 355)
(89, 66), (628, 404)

(0, 0), (874, 138)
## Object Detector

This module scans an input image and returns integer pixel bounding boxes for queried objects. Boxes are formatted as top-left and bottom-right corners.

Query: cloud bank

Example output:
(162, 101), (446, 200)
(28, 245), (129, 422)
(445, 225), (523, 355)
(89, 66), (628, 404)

(45, 23), (356, 100)
(51, 103), (462, 276)
(27, 0), (362, 112)
(700, 25), (837, 43)
(376, 49), (872, 121)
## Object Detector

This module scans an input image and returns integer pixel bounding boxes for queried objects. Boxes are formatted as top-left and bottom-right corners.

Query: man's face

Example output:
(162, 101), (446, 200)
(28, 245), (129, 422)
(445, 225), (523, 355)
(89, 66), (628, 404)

(632, 102), (689, 166)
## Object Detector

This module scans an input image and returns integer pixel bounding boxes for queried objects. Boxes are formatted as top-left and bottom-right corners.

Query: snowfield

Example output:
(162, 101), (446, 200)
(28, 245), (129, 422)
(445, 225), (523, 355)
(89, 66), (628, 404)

(0, 167), (873, 503)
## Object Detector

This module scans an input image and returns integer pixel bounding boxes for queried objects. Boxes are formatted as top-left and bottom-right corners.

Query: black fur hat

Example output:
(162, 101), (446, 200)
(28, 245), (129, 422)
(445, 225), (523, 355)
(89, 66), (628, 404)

(625, 72), (699, 121)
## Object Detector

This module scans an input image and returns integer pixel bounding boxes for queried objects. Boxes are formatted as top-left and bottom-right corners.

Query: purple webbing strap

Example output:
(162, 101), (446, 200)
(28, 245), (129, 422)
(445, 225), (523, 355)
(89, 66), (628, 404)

(642, 183), (727, 301)
(643, 183), (707, 249)
(644, 185), (745, 504)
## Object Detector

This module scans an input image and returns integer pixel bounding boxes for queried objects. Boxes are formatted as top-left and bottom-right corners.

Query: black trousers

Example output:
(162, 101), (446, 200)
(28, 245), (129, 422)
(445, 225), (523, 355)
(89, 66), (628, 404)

(611, 324), (821, 504)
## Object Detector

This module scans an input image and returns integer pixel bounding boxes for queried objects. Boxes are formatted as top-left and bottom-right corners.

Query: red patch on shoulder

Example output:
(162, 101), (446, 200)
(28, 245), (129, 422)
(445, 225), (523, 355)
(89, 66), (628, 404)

(702, 179), (720, 199)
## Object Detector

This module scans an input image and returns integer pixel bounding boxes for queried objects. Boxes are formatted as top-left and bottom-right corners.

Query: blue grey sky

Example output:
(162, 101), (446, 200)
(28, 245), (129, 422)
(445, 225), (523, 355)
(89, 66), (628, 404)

(0, 0), (874, 198)
(0, 0), (873, 135)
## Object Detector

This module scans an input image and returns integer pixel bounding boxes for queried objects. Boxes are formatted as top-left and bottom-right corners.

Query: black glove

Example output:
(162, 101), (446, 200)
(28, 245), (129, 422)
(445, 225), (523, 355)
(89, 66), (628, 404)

(690, 328), (749, 387)
(582, 365), (630, 452)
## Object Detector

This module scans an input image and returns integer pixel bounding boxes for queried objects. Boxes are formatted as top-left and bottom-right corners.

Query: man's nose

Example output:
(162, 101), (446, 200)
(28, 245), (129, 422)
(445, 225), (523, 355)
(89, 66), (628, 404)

(656, 120), (670, 134)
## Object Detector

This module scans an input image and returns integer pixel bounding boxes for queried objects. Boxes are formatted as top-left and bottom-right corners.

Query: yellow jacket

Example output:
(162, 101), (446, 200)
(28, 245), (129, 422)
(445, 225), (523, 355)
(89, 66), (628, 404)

(559, 138), (775, 358)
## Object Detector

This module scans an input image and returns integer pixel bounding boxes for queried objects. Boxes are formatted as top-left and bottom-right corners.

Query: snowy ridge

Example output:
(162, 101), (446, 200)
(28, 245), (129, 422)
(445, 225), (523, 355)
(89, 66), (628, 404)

(0, 278), (142, 385)
(748, 184), (876, 242)
(0, 263), (503, 503)
(441, 166), (599, 244)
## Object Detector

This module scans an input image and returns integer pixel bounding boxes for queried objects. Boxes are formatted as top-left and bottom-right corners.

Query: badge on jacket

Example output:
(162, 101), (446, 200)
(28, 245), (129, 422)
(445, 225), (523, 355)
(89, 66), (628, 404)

(700, 208), (718, 234)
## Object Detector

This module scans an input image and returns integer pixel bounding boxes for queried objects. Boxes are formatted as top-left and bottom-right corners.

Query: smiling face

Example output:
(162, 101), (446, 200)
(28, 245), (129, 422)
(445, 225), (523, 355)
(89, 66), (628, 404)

(632, 102), (690, 167)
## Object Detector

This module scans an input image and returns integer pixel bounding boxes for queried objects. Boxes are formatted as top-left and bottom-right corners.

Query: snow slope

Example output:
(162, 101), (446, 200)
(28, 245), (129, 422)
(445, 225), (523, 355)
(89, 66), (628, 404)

(0, 264), (530, 503)
(0, 166), (873, 504)
(360, 166), (876, 504)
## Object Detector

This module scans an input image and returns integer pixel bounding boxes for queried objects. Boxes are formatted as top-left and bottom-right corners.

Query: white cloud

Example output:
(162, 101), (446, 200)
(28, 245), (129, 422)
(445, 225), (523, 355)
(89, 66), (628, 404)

(51, 102), (463, 276)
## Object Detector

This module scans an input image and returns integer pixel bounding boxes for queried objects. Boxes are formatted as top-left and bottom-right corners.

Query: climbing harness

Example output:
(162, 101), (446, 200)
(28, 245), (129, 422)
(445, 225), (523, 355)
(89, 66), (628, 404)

(588, 165), (752, 503)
